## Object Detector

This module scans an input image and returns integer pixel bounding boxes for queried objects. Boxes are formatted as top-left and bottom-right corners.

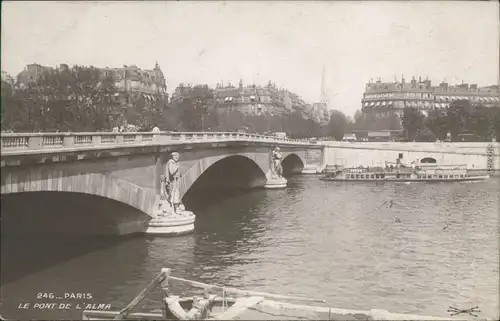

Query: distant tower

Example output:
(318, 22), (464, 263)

(320, 64), (328, 105)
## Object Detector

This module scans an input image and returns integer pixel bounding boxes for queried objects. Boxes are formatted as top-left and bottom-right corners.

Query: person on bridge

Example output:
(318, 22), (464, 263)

(165, 152), (181, 214)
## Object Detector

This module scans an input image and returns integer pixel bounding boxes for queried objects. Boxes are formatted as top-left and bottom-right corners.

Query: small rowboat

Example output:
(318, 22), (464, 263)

(82, 269), (449, 320)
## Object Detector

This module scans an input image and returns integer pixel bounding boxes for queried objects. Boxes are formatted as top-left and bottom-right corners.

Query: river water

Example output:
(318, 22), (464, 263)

(1, 176), (499, 320)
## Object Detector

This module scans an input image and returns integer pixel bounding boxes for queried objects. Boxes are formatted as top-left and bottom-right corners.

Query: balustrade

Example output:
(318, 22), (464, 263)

(75, 135), (92, 145)
(0, 131), (310, 152)
(42, 136), (64, 148)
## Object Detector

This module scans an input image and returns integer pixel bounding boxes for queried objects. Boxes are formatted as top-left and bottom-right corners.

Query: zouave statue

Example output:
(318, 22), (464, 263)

(159, 152), (183, 215)
(271, 147), (283, 179)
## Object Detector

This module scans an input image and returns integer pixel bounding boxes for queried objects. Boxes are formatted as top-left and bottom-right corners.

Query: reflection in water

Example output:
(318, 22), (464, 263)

(1, 177), (498, 320)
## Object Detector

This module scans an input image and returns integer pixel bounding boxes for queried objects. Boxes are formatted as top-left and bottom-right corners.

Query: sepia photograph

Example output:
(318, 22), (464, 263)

(1, 0), (499, 320)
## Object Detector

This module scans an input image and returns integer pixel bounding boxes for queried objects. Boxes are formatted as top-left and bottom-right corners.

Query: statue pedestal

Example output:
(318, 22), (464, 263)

(145, 211), (196, 236)
(264, 172), (287, 189)
(146, 198), (195, 236)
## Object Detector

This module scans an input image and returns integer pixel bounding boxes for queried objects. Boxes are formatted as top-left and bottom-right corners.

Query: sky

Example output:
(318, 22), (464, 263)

(2, 1), (499, 116)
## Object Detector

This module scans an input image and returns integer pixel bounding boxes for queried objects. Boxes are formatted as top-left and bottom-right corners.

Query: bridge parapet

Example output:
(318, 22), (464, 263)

(323, 141), (500, 156)
(1, 131), (311, 154)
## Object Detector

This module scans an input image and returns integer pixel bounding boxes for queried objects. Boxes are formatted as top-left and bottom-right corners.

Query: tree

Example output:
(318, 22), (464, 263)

(326, 109), (349, 140)
(415, 125), (437, 142)
(446, 99), (473, 141)
(468, 105), (494, 141)
(426, 108), (448, 140)
(402, 107), (425, 141)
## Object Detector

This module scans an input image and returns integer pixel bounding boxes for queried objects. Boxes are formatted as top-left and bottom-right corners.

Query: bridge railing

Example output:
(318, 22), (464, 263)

(0, 131), (312, 152)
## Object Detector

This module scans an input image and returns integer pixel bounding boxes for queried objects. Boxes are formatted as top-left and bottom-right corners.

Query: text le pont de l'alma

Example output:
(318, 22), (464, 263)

(18, 303), (111, 310)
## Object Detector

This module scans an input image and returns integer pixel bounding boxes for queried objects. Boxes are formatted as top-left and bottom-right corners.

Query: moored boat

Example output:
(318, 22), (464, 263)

(320, 157), (489, 182)
(82, 268), (449, 320)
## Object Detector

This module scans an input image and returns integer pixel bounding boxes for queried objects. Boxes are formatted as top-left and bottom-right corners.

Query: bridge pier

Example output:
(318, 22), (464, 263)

(264, 170), (287, 189)
(145, 212), (195, 235)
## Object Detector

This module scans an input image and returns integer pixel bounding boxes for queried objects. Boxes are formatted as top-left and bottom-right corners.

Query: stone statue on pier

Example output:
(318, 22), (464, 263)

(157, 152), (184, 216)
(149, 151), (196, 235)
(271, 147), (283, 179)
(264, 146), (287, 189)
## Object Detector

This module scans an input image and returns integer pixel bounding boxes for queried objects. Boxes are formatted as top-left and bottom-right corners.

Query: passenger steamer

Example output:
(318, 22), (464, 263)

(320, 157), (489, 182)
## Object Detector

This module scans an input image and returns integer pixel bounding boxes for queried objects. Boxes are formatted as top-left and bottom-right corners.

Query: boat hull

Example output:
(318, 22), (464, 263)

(319, 175), (489, 182)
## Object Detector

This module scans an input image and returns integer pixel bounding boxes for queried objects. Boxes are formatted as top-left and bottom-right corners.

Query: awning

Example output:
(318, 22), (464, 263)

(364, 102), (369, 107)
(382, 101), (386, 106)
(250, 95), (255, 99)
(435, 103), (440, 108)
(370, 102), (375, 106)
(375, 102), (380, 106)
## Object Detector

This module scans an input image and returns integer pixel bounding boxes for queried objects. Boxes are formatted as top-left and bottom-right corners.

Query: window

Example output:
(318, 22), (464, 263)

(346, 174), (350, 179)
(360, 174), (364, 179)
(356, 174), (360, 179)
(438, 175), (443, 179)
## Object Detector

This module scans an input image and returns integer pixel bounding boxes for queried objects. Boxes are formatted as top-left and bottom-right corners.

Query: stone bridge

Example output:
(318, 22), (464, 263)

(2, 131), (498, 235)
(0, 132), (323, 234)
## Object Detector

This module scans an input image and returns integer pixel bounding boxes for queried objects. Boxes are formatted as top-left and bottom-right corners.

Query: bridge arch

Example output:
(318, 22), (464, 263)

(281, 153), (305, 176)
(420, 157), (437, 164)
(0, 170), (158, 217)
(179, 153), (269, 200)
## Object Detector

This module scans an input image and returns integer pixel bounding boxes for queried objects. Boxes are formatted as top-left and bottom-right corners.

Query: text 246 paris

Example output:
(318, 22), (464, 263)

(17, 292), (111, 310)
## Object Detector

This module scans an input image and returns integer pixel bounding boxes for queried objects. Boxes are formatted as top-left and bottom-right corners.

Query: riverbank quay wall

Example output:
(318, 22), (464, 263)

(323, 141), (500, 175)
(0, 132), (321, 235)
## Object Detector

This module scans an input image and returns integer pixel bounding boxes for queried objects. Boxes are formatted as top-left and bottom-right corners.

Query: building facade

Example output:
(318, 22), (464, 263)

(362, 76), (500, 116)
(1, 71), (15, 87)
(15, 62), (167, 98)
(213, 80), (314, 118)
(98, 62), (167, 97)
(16, 63), (55, 86)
